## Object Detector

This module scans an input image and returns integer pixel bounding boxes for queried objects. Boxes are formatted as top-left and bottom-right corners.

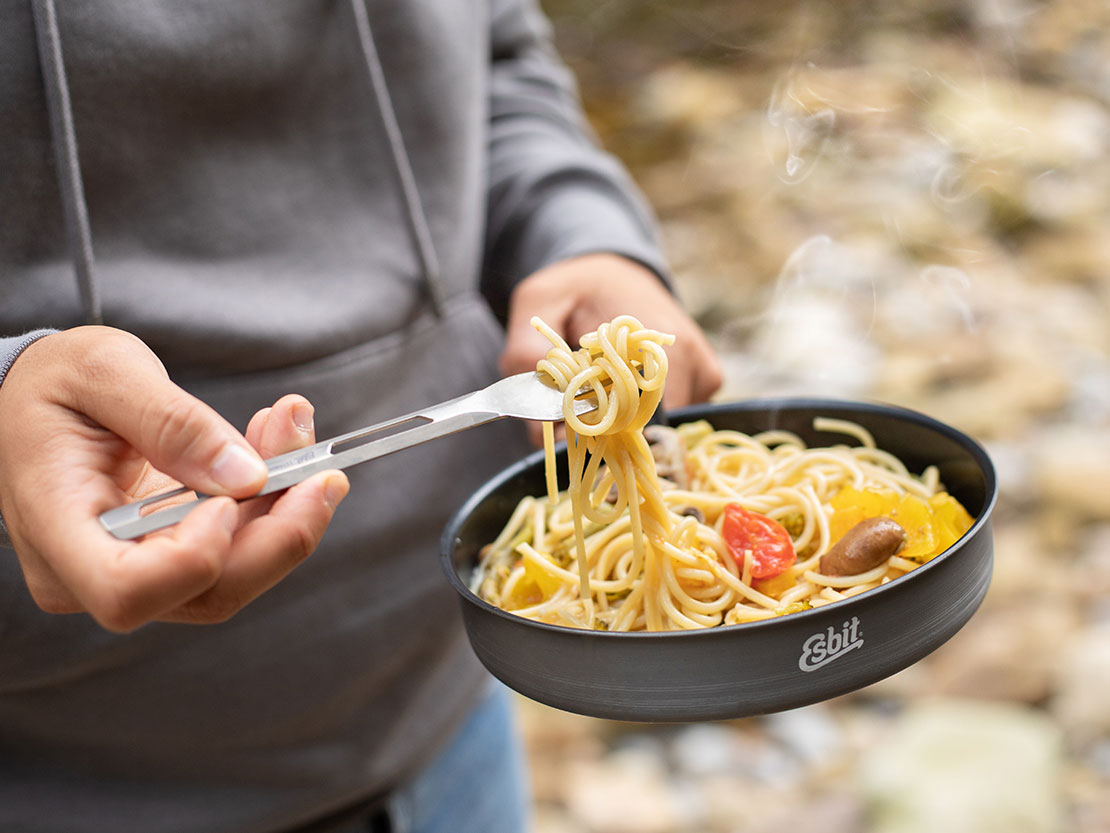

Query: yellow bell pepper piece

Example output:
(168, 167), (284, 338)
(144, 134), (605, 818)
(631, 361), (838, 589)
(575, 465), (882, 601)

(828, 487), (973, 565)
(502, 551), (564, 610)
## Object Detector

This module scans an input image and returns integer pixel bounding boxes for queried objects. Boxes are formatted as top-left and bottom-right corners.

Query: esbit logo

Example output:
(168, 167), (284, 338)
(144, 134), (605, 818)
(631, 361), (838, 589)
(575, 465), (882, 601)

(798, 617), (863, 672)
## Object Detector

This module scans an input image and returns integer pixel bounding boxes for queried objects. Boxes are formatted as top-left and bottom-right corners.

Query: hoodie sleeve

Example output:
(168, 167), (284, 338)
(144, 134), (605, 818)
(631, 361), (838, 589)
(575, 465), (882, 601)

(0, 329), (55, 548)
(0, 331), (55, 391)
(480, 0), (670, 319)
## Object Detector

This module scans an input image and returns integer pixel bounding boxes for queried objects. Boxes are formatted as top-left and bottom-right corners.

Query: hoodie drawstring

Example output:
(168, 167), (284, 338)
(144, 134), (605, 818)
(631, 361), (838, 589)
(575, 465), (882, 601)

(350, 0), (446, 316)
(30, 0), (444, 324)
(30, 0), (103, 326)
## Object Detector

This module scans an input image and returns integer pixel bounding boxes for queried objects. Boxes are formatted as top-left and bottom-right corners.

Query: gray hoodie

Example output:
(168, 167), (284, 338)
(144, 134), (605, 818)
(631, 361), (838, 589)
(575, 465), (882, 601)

(0, 1), (666, 831)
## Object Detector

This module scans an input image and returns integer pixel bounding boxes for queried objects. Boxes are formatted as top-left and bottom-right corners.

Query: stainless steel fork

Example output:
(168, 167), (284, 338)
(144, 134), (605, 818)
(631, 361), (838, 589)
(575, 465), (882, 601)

(99, 372), (593, 540)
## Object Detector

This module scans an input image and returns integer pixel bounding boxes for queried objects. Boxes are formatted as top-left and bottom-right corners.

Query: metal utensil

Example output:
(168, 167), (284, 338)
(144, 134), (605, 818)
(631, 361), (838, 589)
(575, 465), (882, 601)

(100, 372), (592, 540)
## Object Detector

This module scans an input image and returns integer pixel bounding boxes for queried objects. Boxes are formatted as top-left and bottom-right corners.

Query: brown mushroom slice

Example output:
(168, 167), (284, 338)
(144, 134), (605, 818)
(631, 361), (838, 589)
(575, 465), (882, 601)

(591, 465), (620, 504)
(678, 506), (706, 523)
(819, 517), (906, 576)
(644, 424), (688, 488)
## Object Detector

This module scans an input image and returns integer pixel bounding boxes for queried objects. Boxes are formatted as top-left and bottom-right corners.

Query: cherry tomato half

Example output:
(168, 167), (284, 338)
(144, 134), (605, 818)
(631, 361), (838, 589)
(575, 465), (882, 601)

(721, 504), (797, 580)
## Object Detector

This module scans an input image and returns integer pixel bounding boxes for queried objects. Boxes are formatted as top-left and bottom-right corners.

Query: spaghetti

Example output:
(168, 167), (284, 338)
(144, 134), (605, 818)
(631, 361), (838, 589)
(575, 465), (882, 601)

(473, 316), (974, 631)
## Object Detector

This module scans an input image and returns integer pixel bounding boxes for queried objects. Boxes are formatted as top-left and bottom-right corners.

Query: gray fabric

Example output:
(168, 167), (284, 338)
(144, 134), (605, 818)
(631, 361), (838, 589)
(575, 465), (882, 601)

(0, 2), (669, 832)
(348, 0), (444, 314)
(0, 330), (56, 549)
(481, 1), (668, 318)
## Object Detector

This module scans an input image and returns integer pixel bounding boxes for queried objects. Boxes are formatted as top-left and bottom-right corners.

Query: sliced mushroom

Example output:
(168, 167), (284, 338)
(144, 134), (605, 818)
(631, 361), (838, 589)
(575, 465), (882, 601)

(819, 517), (906, 576)
(605, 480), (619, 504)
(591, 465), (621, 504)
(644, 424), (688, 488)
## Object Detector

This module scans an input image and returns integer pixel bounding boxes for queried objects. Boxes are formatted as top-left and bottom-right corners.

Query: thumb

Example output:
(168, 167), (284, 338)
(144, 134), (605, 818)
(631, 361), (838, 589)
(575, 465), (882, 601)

(501, 298), (576, 380)
(64, 329), (268, 498)
(138, 394), (268, 498)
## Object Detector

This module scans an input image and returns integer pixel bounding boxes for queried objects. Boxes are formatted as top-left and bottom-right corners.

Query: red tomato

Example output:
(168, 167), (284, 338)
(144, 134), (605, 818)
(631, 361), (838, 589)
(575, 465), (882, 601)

(721, 504), (796, 580)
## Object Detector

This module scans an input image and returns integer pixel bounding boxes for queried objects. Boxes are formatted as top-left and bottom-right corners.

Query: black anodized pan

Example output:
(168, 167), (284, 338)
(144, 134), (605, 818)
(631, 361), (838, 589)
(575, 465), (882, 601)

(440, 398), (997, 722)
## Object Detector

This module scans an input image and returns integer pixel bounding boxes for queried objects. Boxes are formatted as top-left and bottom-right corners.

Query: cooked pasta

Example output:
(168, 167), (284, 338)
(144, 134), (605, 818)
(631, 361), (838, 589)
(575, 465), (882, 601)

(472, 316), (974, 632)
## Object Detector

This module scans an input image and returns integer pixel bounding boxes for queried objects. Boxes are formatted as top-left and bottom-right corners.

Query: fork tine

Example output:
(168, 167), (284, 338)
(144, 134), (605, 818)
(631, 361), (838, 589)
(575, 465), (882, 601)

(483, 372), (599, 421)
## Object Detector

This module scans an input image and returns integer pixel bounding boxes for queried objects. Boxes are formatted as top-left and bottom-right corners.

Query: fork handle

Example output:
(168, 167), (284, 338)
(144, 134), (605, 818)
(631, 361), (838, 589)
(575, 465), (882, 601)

(99, 393), (500, 540)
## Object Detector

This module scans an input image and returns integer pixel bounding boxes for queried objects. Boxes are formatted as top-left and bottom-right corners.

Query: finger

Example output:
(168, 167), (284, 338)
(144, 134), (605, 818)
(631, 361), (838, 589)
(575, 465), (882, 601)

(256, 394), (315, 459)
(661, 359), (707, 411)
(162, 471), (349, 624)
(500, 293), (575, 378)
(683, 339), (725, 407)
(652, 319), (723, 411)
(59, 328), (268, 499)
(693, 355), (725, 403)
(661, 365), (693, 411)
(237, 395), (317, 526)
(51, 496), (240, 632)
(523, 419), (566, 448)
(245, 407), (273, 449)
(8, 536), (83, 614)
(685, 324), (725, 402)
(525, 420), (544, 448)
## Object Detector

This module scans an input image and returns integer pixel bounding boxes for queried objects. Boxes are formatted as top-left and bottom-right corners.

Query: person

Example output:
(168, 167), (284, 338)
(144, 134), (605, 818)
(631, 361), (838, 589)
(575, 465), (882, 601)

(0, 1), (722, 832)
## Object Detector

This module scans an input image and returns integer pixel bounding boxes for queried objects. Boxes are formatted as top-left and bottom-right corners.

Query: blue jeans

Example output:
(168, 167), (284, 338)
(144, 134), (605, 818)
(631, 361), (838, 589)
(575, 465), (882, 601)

(366, 682), (531, 833)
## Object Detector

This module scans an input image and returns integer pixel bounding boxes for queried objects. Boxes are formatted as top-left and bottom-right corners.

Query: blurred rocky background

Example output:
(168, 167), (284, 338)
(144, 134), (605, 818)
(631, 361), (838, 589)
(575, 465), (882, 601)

(519, 1), (1110, 831)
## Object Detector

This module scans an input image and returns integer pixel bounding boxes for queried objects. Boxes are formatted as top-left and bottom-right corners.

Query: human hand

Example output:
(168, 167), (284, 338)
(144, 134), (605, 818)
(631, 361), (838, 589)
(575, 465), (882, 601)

(0, 326), (349, 632)
(500, 253), (723, 441)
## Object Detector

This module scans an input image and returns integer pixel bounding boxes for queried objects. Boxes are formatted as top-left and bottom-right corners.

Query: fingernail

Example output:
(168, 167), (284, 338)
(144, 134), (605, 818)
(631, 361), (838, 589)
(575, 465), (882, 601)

(292, 402), (314, 435)
(211, 443), (267, 492)
(323, 474), (349, 509)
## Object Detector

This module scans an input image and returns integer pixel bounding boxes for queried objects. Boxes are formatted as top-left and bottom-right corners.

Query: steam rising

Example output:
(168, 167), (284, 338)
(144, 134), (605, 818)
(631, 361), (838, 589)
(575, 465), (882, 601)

(717, 54), (1046, 405)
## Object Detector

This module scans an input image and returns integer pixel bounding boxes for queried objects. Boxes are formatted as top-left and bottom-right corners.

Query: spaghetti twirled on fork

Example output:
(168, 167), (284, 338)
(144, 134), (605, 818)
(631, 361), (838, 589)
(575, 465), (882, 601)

(472, 316), (973, 632)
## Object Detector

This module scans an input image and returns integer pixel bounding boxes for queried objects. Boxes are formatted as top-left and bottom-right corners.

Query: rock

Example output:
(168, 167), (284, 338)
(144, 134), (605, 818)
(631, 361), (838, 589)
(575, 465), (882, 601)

(880, 343), (1072, 440)
(761, 703), (845, 769)
(867, 595), (1079, 704)
(1051, 621), (1110, 744)
(979, 440), (1033, 506)
(532, 806), (584, 833)
(984, 519), (1066, 601)
(1031, 426), (1110, 521)
(669, 723), (744, 777)
(670, 722), (800, 785)
(1071, 525), (1110, 608)
(694, 774), (768, 833)
(926, 77), (1108, 171)
(563, 743), (680, 833)
(516, 697), (610, 804)
(860, 699), (1065, 833)
(744, 792), (866, 833)
(634, 62), (746, 131)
